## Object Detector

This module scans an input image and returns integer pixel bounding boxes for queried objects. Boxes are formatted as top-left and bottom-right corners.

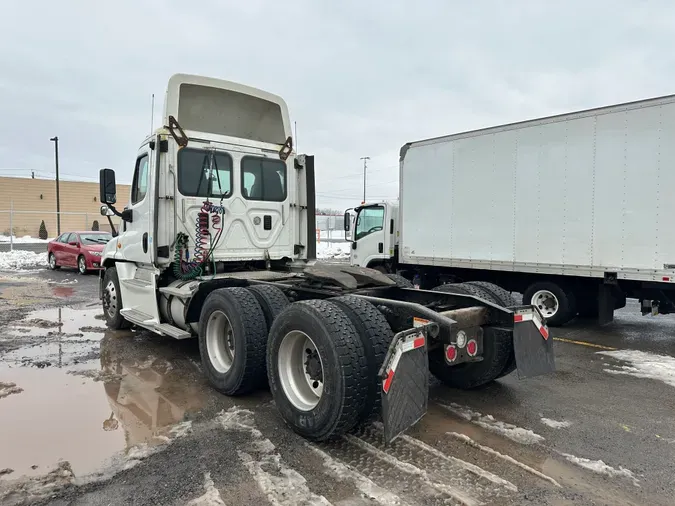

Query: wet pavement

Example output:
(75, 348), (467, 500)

(0, 268), (674, 505)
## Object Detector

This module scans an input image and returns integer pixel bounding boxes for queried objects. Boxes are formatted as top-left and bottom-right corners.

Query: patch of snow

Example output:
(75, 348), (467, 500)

(316, 241), (351, 260)
(0, 382), (24, 399)
(440, 403), (545, 445)
(540, 418), (571, 429)
(307, 444), (403, 505)
(561, 453), (640, 487)
(187, 472), (226, 506)
(598, 349), (675, 388)
(0, 250), (47, 270)
(447, 432), (561, 488)
(0, 234), (51, 244)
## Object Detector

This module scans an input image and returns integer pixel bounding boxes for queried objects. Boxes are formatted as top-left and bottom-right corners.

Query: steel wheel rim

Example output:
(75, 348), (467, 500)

(278, 330), (324, 411)
(49, 254), (56, 269)
(79, 257), (86, 273)
(103, 280), (117, 318)
(532, 289), (559, 318)
(206, 310), (235, 374)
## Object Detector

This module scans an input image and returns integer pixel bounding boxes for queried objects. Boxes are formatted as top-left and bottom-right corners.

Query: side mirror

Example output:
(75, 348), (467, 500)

(99, 168), (117, 205)
(100, 204), (114, 217)
(68, 241), (78, 246)
(343, 211), (351, 232)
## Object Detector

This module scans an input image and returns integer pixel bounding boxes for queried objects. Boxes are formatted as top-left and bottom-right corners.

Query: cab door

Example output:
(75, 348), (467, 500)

(118, 146), (154, 265)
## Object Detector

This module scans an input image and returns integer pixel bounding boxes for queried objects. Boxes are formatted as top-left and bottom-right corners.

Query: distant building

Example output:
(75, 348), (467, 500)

(0, 176), (131, 238)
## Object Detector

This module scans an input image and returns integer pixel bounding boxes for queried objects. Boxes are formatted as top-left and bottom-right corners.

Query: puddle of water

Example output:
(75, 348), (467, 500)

(6, 307), (106, 343)
(0, 320), (207, 480)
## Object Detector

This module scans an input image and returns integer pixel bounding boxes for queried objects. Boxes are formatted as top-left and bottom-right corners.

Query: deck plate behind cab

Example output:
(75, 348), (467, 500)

(303, 264), (396, 289)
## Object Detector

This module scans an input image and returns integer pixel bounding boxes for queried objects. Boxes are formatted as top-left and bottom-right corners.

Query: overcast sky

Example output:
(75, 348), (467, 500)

(1, 0), (674, 210)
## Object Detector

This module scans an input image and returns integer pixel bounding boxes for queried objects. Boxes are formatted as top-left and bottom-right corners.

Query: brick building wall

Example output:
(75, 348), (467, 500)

(0, 176), (131, 238)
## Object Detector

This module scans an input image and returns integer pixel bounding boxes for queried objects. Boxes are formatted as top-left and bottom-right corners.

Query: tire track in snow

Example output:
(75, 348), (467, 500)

(446, 432), (561, 488)
(218, 407), (331, 506)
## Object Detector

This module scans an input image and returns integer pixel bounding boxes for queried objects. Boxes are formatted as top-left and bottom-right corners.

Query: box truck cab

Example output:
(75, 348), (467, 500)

(347, 201), (398, 272)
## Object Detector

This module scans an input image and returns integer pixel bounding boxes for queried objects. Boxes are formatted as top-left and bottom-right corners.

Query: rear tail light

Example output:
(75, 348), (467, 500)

(445, 345), (457, 362)
(466, 339), (478, 357)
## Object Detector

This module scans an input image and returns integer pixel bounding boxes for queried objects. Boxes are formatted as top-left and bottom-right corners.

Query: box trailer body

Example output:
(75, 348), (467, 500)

(349, 94), (675, 325)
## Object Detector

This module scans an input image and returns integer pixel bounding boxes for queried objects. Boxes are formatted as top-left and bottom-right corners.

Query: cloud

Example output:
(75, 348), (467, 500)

(1, 0), (674, 209)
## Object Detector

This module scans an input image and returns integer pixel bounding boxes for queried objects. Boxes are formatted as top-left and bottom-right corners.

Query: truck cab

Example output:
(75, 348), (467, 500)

(346, 200), (398, 271)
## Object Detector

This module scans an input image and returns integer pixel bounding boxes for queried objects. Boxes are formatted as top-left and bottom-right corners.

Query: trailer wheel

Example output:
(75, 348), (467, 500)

(247, 285), (289, 331)
(102, 266), (130, 330)
(331, 296), (393, 423)
(385, 273), (413, 288)
(430, 282), (514, 387)
(267, 300), (369, 441)
(523, 282), (576, 326)
(198, 287), (267, 395)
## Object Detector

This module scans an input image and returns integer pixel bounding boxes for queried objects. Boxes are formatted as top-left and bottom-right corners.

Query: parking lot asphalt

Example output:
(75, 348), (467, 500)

(0, 267), (674, 506)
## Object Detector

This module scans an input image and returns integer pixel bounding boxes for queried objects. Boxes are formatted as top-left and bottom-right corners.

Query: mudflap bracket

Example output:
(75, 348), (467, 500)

(378, 322), (439, 444)
(512, 306), (555, 379)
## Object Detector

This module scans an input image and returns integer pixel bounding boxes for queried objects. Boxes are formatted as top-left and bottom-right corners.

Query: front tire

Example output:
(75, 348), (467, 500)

(77, 255), (88, 275)
(102, 267), (130, 330)
(48, 253), (60, 270)
(198, 287), (268, 395)
(267, 300), (369, 441)
(385, 273), (413, 288)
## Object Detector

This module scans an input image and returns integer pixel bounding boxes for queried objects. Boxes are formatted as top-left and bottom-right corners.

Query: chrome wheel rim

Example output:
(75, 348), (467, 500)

(49, 254), (56, 269)
(206, 310), (235, 374)
(532, 290), (559, 318)
(79, 257), (86, 273)
(103, 280), (117, 318)
(278, 330), (324, 411)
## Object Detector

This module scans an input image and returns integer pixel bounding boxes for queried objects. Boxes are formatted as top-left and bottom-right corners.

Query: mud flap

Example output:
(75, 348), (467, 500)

(378, 323), (438, 444)
(512, 306), (555, 379)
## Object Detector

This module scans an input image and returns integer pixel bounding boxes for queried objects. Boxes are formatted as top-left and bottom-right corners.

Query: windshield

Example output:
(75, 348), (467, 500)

(80, 233), (112, 245)
(355, 206), (384, 240)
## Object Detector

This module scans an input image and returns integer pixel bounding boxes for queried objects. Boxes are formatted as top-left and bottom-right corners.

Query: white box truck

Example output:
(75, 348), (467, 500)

(347, 94), (675, 326)
(91, 74), (553, 444)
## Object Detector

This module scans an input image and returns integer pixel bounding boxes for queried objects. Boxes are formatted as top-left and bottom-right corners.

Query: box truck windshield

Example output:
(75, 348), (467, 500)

(355, 205), (384, 240)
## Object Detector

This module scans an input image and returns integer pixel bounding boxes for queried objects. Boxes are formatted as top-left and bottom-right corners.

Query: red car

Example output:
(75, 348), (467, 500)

(48, 231), (112, 274)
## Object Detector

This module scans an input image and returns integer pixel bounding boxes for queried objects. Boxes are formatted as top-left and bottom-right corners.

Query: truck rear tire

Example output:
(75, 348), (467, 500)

(267, 300), (369, 441)
(385, 273), (413, 288)
(431, 281), (515, 386)
(523, 281), (576, 326)
(102, 266), (130, 330)
(463, 281), (518, 306)
(331, 296), (393, 423)
(247, 285), (289, 331)
(198, 287), (268, 395)
(459, 282), (517, 379)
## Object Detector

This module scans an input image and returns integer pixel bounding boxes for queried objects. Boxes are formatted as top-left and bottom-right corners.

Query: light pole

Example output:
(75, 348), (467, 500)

(360, 156), (370, 204)
(50, 136), (61, 235)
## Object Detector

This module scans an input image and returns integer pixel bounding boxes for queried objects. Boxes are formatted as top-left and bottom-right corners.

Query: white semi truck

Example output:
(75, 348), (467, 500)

(347, 94), (675, 326)
(97, 73), (553, 443)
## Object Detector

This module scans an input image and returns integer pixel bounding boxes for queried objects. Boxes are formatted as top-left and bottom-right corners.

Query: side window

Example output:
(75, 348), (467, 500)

(131, 155), (149, 204)
(61, 233), (73, 244)
(241, 156), (287, 202)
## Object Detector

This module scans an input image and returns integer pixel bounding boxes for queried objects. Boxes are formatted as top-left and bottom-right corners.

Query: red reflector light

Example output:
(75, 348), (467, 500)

(514, 314), (524, 322)
(445, 345), (457, 362)
(466, 340), (478, 357)
(663, 277), (670, 282)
